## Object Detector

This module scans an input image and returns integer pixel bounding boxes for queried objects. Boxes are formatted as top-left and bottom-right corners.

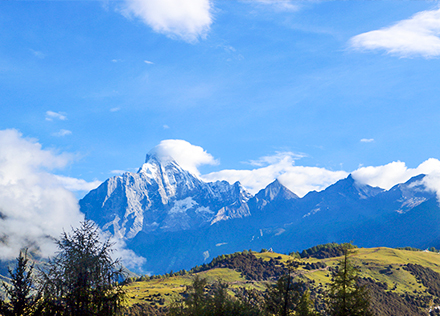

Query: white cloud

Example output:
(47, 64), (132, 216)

(247, 151), (305, 167)
(0, 129), (83, 259)
(149, 139), (218, 176)
(203, 152), (348, 196)
(108, 234), (147, 271)
(110, 107), (121, 112)
(352, 159), (440, 192)
(52, 129), (72, 137)
(360, 138), (374, 143)
(46, 110), (67, 121)
(54, 175), (101, 192)
(144, 60), (154, 64)
(122, 0), (213, 42)
(0, 129), (145, 267)
(111, 170), (128, 175)
(150, 141), (440, 200)
(350, 8), (440, 58)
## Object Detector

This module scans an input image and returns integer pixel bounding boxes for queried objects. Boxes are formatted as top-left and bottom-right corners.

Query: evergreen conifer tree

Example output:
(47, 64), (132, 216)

(39, 220), (126, 316)
(327, 246), (372, 316)
(1, 249), (38, 316)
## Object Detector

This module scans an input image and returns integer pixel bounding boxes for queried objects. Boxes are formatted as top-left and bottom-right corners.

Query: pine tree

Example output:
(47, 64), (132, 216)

(296, 290), (319, 316)
(264, 260), (318, 316)
(327, 246), (372, 316)
(39, 220), (126, 316)
(1, 249), (39, 316)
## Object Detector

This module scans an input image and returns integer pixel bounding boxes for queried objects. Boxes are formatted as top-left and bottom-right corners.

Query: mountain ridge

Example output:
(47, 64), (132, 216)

(80, 154), (440, 274)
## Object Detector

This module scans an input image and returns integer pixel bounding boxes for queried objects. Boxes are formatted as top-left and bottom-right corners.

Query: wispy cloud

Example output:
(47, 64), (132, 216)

(121, 0), (213, 43)
(144, 60), (154, 64)
(30, 49), (45, 59)
(55, 175), (101, 192)
(110, 107), (121, 112)
(251, 0), (300, 12)
(350, 7), (440, 58)
(247, 151), (306, 167)
(111, 170), (128, 175)
(52, 129), (72, 137)
(46, 111), (67, 121)
(360, 138), (374, 143)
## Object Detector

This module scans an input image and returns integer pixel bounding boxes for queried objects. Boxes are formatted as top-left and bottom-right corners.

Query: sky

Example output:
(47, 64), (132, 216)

(2, 0), (440, 260)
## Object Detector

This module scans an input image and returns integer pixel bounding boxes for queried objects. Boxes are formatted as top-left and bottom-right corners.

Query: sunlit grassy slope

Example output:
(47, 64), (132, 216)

(124, 247), (440, 307)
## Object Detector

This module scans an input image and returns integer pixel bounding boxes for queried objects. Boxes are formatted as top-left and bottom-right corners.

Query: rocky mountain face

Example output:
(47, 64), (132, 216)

(80, 154), (440, 274)
(80, 153), (251, 239)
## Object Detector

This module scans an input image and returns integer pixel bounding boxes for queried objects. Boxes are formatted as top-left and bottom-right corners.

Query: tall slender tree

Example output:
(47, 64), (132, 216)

(39, 220), (126, 316)
(1, 249), (39, 316)
(264, 259), (318, 316)
(327, 246), (372, 316)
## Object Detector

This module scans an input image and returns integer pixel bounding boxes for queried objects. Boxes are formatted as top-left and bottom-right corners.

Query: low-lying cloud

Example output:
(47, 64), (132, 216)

(0, 129), (82, 259)
(0, 129), (143, 268)
(122, 0), (213, 42)
(350, 7), (440, 58)
(203, 152), (347, 197)
(153, 139), (440, 199)
(352, 159), (440, 200)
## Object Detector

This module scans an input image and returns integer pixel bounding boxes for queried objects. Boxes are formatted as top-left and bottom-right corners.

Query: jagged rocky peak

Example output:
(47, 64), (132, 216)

(80, 148), (255, 238)
(256, 179), (299, 201)
(327, 174), (384, 199)
(386, 174), (434, 214)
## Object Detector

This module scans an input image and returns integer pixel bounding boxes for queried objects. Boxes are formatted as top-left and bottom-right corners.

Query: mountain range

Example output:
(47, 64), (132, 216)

(80, 152), (440, 274)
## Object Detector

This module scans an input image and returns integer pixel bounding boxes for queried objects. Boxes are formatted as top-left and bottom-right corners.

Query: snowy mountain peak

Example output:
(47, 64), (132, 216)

(81, 151), (253, 239)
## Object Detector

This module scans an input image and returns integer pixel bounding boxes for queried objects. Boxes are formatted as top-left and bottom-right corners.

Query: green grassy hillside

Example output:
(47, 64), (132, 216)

(124, 246), (440, 315)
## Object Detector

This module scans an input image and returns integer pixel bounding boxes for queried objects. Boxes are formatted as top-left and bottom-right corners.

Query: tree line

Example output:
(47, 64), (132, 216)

(0, 222), (373, 316)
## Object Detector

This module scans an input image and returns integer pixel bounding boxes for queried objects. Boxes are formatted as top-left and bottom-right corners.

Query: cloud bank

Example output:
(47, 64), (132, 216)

(352, 159), (440, 198)
(122, 0), (213, 42)
(152, 140), (440, 199)
(0, 129), (83, 259)
(0, 130), (142, 269)
(350, 8), (440, 58)
(203, 152), (348, 196)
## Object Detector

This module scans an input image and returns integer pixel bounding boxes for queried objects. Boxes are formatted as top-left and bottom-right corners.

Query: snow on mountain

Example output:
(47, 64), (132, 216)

(80, 153), (440, 274)
(80, 153), (252, 239)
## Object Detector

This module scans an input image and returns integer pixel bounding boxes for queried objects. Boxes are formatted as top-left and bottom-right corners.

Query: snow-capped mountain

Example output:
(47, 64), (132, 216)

(80, 153), (440, 274)
(80, 153), (251, 239)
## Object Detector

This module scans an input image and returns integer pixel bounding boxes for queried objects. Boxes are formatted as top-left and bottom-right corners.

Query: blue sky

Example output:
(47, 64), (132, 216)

(2, 0), (440, 199)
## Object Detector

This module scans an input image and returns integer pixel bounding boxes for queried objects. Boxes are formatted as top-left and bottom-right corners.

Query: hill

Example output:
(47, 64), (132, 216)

(122, 245), (440, 316)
